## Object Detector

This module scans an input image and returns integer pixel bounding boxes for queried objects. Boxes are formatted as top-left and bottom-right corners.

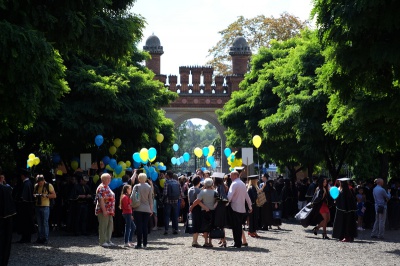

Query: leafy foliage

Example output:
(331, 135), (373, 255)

(207, 13), (308, 75)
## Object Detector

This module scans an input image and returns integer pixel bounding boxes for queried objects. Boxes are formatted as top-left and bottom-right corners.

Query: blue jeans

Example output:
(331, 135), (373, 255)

(123, 214), (136, 244)
(372, 205), (387, 237)
(134, 211), (150, 247)
(164, 203), (178, 231)
(35, 206), (50, 240)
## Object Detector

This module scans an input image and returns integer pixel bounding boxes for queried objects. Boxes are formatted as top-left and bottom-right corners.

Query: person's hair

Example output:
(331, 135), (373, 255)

(138, 173), (147, 182)
(166, 170), (174, 179)
(248, 178), (258, 190)
(317, 177), (325, 190)
(214, 177), (223, 186)
(204, 178), (213, 188)
(192, 176), (201, 186)
(101, 173), (111, 182)
(119, 184), (131, 209)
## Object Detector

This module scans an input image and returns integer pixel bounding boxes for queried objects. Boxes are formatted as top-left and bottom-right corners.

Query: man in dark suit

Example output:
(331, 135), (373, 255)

(15, 169), (35, 243)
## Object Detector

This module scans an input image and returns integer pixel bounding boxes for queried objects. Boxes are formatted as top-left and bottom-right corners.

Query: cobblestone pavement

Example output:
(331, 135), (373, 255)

(8, 220), (400, 266)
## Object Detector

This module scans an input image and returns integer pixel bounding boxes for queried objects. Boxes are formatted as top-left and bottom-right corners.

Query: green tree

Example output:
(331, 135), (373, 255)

(0, 1), (178, 172)
(207, 13), (308, 75)
(312, 0), (400, 179)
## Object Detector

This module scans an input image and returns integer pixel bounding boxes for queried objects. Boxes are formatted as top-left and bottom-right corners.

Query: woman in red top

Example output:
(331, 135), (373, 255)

(313, 177), (331, 239)
(120, 185), (136, 247)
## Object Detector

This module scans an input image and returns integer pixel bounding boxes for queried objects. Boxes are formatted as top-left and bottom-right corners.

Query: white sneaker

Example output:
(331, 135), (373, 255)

(108, 241), (116, 246)
(124, 243), (131, 247)
(101, 242), (110, 247)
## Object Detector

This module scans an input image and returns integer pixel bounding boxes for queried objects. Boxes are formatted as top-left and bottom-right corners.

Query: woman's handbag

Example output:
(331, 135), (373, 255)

(130, 187), (140, 209)
(209, 227), (225, 239)
(256, 191), (267, 207)
(185, 213), (194, 234)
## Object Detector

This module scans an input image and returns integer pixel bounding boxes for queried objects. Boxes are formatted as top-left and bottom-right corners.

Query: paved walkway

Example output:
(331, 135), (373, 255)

(8, 221), (400, 266)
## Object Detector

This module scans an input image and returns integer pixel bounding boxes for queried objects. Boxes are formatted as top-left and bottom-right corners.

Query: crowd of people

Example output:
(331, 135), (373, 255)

(0, 165), (397, 263)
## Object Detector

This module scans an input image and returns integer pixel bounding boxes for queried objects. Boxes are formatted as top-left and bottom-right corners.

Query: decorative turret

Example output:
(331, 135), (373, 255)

(229, 36), (251, 76)
(143, 34), (164, 75)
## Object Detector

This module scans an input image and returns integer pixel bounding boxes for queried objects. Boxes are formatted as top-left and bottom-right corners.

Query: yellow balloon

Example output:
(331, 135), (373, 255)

(139, 148), (149, 161)
(118, 161), (126, 169)
(208, 145), (215, 156)
(252, 135), (262, 149)
(113, 138), (122, 148)
(125, 161), (131, 167)
(156, 133), (164, 143)
(93, 174), (100, 184)
(159, 162), (164, 166)
(160, 178), (166, 188)
(33, 157), (40, 165)
(27, 159), (34, 168)
(71, 161), (79, 171)
(194, 147), (203, 158)
(56, 170), (63, 176)
(109, 146), (117, 155)
(149, 156), (156, 162)
(106, 164), (113, 171)
(206, 161), (211, 167)
(28, 153), (35, 160)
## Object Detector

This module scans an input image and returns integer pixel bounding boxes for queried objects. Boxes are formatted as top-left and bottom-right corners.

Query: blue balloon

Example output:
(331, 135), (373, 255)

(133, 161), (141, 169)
(183, 152), (190, 162)
(109, 159), (117, 169)
(173, 143), (179, 152)
(141, 158), (148, 164)
(148, 147), (157, 160)
(149, 166), (155, 173)
(95, 135), (104, 147)
(202, 147), (209, 157)
(160, 166), (167, 171)
(201, 167), (207, 171)
(179, 156), (184, 164)
(132, 152), (141, 163)
(171, 157), (177, 165)
(224, 148), (232, 157)
(52, 154), (61, 164)
(109, 178), (123, 190)
(207, 156), (215, 164)
(115, 165), (123, 175)
(330, 186), (339, 200)
(176, 160), (181, 166)
(151, 171), (158, 181)
(102, 156), (111, 166)
(211, 162), (217, 169)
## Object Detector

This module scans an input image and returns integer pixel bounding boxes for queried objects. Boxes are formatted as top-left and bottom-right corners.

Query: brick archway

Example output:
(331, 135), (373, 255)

(163, 107), (227, 172)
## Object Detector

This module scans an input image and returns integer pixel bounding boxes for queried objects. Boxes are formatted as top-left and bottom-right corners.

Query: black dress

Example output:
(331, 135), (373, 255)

(214, 185), (227, 228)
(247, 186), (259, 233)
(332, 190), (358, 240)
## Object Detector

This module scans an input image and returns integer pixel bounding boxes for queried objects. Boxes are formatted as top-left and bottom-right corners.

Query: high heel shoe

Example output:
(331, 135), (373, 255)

(218, 241), (227, 248)
(323, 235), (330, 239)
(313, 227), (318, 236)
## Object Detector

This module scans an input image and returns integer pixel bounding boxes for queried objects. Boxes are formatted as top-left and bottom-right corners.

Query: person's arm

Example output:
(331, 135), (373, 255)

(148, 186), (153, 215)
(47, 184), (56, 199)
(245, 190), (253, 213)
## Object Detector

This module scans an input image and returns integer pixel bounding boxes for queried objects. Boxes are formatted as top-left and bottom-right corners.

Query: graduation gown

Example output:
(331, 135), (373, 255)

(332, 190), (358, 240)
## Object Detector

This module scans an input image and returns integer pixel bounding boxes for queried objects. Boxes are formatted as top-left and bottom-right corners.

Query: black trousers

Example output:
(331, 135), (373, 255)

(0, 216), (14, 266)
(231, 211), (244, 247)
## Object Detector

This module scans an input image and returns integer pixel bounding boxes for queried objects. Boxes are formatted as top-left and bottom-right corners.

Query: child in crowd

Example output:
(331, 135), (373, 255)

(120, 185), (136, 247)
(356, 186), (366, 231)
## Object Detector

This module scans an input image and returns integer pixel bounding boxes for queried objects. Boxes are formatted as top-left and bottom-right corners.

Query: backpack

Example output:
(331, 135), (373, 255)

(167, 180), (180, 201)
(34, 182), (55, 208)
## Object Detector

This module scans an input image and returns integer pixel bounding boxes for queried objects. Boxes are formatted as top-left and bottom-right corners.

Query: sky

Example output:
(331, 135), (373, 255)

(131, 0), (314, 76)
(130, 0), (314, 125)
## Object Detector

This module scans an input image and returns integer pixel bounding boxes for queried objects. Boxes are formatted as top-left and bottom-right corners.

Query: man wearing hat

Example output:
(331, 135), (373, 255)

(15, 169), (35, 243)
(227, 170), (252, 248)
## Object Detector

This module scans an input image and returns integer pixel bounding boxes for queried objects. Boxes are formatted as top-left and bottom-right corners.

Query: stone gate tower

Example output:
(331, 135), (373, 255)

(143, 35), (251, 172)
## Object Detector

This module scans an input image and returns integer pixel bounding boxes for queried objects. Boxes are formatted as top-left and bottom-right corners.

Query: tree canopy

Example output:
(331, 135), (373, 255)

(0, 1), (178, 173)
(207, 13), (308, 75)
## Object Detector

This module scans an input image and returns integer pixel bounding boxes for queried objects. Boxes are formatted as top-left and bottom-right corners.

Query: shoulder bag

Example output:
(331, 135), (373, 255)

(130, 186), (140, 209)
(256, 189), (267, 207)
